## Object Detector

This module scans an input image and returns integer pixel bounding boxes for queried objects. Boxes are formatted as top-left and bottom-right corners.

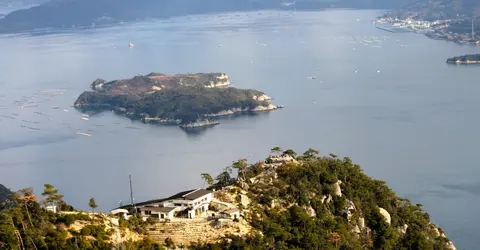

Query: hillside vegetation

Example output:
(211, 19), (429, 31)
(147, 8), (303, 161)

(193, 148), (456, 250)
(387, 0), (480, 20)
(74, 73), (273, 124)
(0, 148), (456, 250)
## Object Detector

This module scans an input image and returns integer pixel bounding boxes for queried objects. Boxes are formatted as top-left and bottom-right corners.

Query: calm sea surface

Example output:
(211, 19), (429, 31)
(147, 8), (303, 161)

(0, 9), (479, 249)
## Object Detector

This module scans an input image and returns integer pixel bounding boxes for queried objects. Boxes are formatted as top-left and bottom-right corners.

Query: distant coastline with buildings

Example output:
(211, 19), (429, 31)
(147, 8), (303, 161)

(376, 15), (480, 45)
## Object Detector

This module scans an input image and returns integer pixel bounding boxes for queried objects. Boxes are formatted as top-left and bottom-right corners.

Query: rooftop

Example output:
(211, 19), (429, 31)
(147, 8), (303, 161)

(141, 206), (176, 213)
(183, 189), (212, 200)
(118, 188), (212, 209)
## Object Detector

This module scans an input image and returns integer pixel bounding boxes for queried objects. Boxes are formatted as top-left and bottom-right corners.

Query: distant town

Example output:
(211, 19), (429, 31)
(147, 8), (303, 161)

(376, 15), (480, 45)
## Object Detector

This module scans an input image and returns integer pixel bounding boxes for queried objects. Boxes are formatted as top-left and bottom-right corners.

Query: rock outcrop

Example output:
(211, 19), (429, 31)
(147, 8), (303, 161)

(332, 180), (342, 196)
(378, 207), (391, 225)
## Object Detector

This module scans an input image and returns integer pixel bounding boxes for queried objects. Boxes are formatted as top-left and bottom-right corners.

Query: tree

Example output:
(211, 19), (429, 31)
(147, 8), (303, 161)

(215, 167), (233, 187)
(282, 149), (297, 157)
(270, 146), (282, 154)
(303, 148), (319, 158)
(232, 159), (248, 181)
(42, 184), (63, 209)
(200, 173), (214, 188)
(18, 188), (36, 228)
(328, 232), (341, 248)
(89, 198), (98, 214)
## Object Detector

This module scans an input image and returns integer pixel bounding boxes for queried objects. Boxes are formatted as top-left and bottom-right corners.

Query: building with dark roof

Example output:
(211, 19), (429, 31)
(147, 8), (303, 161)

(118, 188), (213, 219)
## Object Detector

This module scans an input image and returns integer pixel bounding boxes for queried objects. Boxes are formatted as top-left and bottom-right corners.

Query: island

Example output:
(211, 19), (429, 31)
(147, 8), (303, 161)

(446, 54), (480, 64)
(0, 147), (457, 249)
(74, 72), (282, 128)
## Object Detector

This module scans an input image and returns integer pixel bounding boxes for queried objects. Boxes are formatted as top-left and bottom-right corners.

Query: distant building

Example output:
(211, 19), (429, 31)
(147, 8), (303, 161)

(118, 189), (212, 219)
(46, 205), (57, 213)
(110, 208), (129, 219)
(221, 208), (241, 220)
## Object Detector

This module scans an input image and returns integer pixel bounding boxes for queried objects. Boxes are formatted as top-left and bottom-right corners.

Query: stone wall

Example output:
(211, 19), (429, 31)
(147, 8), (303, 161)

(147, 219), (211, 245)
(146, 218), (251, 246)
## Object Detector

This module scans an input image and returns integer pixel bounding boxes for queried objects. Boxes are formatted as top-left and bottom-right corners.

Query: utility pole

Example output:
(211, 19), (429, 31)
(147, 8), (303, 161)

(129, 174), (136, 214)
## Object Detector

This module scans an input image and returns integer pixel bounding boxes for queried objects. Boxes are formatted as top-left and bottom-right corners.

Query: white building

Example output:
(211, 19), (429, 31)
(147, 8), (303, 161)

(46, 205), (57, 213)
(124, 189), (213, 219)
(222, 208), (241, 220)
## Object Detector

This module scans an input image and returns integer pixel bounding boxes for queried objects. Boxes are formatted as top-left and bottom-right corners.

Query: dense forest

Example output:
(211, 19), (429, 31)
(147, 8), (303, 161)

(0, 0), (414, 33)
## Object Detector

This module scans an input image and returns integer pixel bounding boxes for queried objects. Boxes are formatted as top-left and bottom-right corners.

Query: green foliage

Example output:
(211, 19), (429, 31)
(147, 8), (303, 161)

(122, 237), (165, 250)
(118, 213), (155, 234)
(88, 198), (98, 213)
(164, 237), (175, 248)
(282, 149), (297, 157)
(75, 85), (269, 123)
(201, 173), (214, 187)
(213, 166), (236, 188)
(191, 149), (451, 250)
(42, 184), (63, 207)
(0, 184), (12, 209)
(270, 146), (282, 153)
(0, 184), (157, 250)
(55, 213), (90, 226)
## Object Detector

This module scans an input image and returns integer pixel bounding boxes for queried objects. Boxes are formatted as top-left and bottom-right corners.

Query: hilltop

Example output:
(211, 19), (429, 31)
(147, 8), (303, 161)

(74, 72), (280, 126)
(386, 0), (480, 21)
(0, 148), (457, 249)
(0, 0), (411, 33)
(190, 148), (456, 249)
(0, 183), (12, 208)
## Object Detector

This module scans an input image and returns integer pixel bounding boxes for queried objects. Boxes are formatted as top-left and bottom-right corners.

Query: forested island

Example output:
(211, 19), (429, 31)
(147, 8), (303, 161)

(74, 72), (280, 128)
(446, 54), (480, 64)
(0, 0), (411, 33)
(0, 148), (456, 249)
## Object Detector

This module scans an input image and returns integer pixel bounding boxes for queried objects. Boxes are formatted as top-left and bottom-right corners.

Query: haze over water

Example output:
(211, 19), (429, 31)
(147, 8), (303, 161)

(0, 9), (479, 249)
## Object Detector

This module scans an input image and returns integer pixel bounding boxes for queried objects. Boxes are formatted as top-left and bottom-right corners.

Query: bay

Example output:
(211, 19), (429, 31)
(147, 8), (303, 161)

(0, 9), (479, 249)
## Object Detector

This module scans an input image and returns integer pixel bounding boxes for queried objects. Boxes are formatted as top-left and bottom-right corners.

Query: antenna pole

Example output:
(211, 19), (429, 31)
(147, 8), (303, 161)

(129, 174), (136, 213)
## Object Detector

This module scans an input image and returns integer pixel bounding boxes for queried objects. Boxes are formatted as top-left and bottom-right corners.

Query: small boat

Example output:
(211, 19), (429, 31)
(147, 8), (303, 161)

(76, 132), (92, 137)
(308, 76), (316, 80)
(81, 117), (89, 121)
(129, 43), (135, 48)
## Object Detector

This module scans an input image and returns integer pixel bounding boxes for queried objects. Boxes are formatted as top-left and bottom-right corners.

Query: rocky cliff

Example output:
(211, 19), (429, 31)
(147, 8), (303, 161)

(0, 183), (12, 208)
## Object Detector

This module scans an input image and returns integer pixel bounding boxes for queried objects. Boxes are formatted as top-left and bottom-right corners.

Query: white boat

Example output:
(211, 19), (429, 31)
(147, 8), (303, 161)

(76, 132), (92, 137)
(129, 43), (135, 48)
(81, 117), (89, 121)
